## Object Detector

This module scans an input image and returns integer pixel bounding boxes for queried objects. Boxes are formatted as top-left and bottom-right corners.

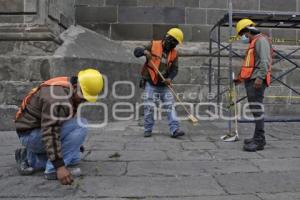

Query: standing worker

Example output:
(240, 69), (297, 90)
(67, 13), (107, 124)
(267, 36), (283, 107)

(134, 28), (185, 138)
(234, 19), (272, 152)
(14, 68), (104, 185)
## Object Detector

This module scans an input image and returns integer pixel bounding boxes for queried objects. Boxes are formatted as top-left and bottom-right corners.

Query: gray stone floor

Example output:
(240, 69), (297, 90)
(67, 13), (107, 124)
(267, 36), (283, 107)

(0, 120), (299, 199)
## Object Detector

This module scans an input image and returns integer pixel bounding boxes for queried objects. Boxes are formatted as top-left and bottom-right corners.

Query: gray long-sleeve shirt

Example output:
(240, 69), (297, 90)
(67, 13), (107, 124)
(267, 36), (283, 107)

(251, 35), (272, 80)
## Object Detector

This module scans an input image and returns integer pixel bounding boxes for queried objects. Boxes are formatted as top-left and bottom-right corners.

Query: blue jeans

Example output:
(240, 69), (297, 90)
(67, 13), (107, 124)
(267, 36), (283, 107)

(18, 117), (88, 174)
(144, 82), (179, 134)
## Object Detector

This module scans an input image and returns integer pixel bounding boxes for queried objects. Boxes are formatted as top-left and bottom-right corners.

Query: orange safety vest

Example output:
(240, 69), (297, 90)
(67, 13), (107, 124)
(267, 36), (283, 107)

(238, 34), (273, 86)
(15, 77), (71, 120)
(142, 40), (177, 85)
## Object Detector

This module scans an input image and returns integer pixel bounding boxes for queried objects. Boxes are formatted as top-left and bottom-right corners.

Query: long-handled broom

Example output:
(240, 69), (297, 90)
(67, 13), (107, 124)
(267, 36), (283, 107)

(220, 72), (239, 142)
(149, 60), (198, 124)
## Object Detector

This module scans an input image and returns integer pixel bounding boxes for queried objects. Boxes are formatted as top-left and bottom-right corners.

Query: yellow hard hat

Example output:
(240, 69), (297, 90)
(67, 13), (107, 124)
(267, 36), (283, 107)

(236, 18), (256, 35)
(78, 68), (104, 102)
(167, 28), (184, 44)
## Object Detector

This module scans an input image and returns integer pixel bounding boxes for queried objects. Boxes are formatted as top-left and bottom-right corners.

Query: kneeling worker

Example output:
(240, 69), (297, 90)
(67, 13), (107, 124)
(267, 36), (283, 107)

(134, 28), (185, 138)
(14, 68), (104, 185)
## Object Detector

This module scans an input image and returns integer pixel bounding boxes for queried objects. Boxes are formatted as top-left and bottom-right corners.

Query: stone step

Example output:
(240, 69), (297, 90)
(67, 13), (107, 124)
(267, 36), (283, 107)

(0, 24), (54, 41)
(0, 14), (39, 24)
(0, 24), (50, 33)
(0, 32), (53, 41)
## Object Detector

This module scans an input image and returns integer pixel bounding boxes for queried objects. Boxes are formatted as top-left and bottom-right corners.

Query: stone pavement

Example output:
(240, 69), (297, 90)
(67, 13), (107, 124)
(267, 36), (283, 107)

(0, 120), (299, 199)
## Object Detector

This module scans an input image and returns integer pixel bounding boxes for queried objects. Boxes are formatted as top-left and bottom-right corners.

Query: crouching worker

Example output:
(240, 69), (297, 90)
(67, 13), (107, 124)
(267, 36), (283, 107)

(14, 68), (104, 185)
(134, 28), (185, 138)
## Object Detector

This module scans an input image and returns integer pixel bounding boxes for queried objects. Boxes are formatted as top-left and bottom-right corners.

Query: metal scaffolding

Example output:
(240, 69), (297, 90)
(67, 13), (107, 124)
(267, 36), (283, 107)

(208, 2), (300, 131)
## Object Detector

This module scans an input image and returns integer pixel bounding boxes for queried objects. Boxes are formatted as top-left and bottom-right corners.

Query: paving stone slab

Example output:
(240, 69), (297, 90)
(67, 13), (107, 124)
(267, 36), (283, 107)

(127, 161), (207, 176)
(0, 166), (18, 178)
(85, 141), (125, 151)
(268, 140), (300, 149)
(91, 133), (156, 143)
(0, 176), (76, 197)
(214, 141), (247, 150)
(0, 198), (127, 200)
(79, 176), (225, 197)
(257, 148), (300, 159)
(0, 155), (16, 167)
(268, 132), (300, 140)
(79, 161), (127, 176)
(215, 171), (300, 194)
(209, 149), (263, 160)
(0, 145), (20, 155)
(258, 192), (300, 200)
(251, 158), (300, 172)
(89, 134), (134, 142)
(189, 135), (211, 142)
(84, 150), (167, 161)
(181, 141), (218, 150)
(203, 160), (260, 174)
(127, 160), (260, 176)
(166, 150), (212, 160)
(144, 194), (261, 200)
(153, 135), (192, 143)
(0, 131), (19, 143)
(125, 142), (182, 151)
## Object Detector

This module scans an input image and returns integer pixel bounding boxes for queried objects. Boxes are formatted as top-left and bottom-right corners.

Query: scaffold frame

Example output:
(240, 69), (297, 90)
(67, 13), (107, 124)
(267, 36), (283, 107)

(208, 2), (300, 132)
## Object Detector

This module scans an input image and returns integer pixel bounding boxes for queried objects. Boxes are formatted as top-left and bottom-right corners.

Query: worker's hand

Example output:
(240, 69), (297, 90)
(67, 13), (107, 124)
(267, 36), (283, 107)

(57, 166), (73, 185)
(144, 50), (152, 60)
(254, 78), (263, 89)
(80, 145), (85, 153)
(163, 78), (172, 85)
(233, 78), (242, 85)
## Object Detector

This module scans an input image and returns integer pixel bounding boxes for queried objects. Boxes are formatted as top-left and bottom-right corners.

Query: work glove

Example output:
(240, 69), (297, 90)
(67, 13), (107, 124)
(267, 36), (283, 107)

(233, 78), (242, 85)
(134, 47), (145, 57)
(163, 78), (172, 85)
(254, 78), (263, 89)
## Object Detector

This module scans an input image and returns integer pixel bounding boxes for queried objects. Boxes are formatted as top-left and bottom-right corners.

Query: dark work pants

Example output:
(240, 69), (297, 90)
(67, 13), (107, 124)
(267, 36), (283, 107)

(245, 79), (266, 143)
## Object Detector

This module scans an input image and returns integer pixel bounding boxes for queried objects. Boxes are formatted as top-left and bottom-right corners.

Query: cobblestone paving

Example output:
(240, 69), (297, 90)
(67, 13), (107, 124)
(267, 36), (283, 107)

(0, 120), (299, 199)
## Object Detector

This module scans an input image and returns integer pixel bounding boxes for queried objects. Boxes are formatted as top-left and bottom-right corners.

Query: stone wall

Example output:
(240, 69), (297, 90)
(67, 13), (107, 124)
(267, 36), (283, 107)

(47, 0), (76, 34)
(75, 0), (300, 43)
(0, 0), (40, 23)
(0, 0), (76, 33)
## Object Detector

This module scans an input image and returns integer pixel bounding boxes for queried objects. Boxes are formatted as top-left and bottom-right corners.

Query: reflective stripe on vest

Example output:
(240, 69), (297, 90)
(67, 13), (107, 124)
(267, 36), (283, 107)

(15, 77), (71, 120)
(238, 34), (272, 86)
(142, 40), (177, 85)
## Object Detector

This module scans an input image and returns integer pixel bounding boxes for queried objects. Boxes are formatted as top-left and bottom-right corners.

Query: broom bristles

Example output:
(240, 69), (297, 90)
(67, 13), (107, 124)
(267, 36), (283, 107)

(188, 115), (198, 124)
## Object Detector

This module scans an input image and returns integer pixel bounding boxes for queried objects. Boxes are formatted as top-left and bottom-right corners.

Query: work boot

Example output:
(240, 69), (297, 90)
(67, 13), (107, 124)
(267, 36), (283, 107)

(244, 138), (266, 146)
(44, 167), (82, 180)
(15, 148), (34, 175)
(144, 131), (152, 137)
(171, 130), (185, 138)
(243, 141), (265, 152)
